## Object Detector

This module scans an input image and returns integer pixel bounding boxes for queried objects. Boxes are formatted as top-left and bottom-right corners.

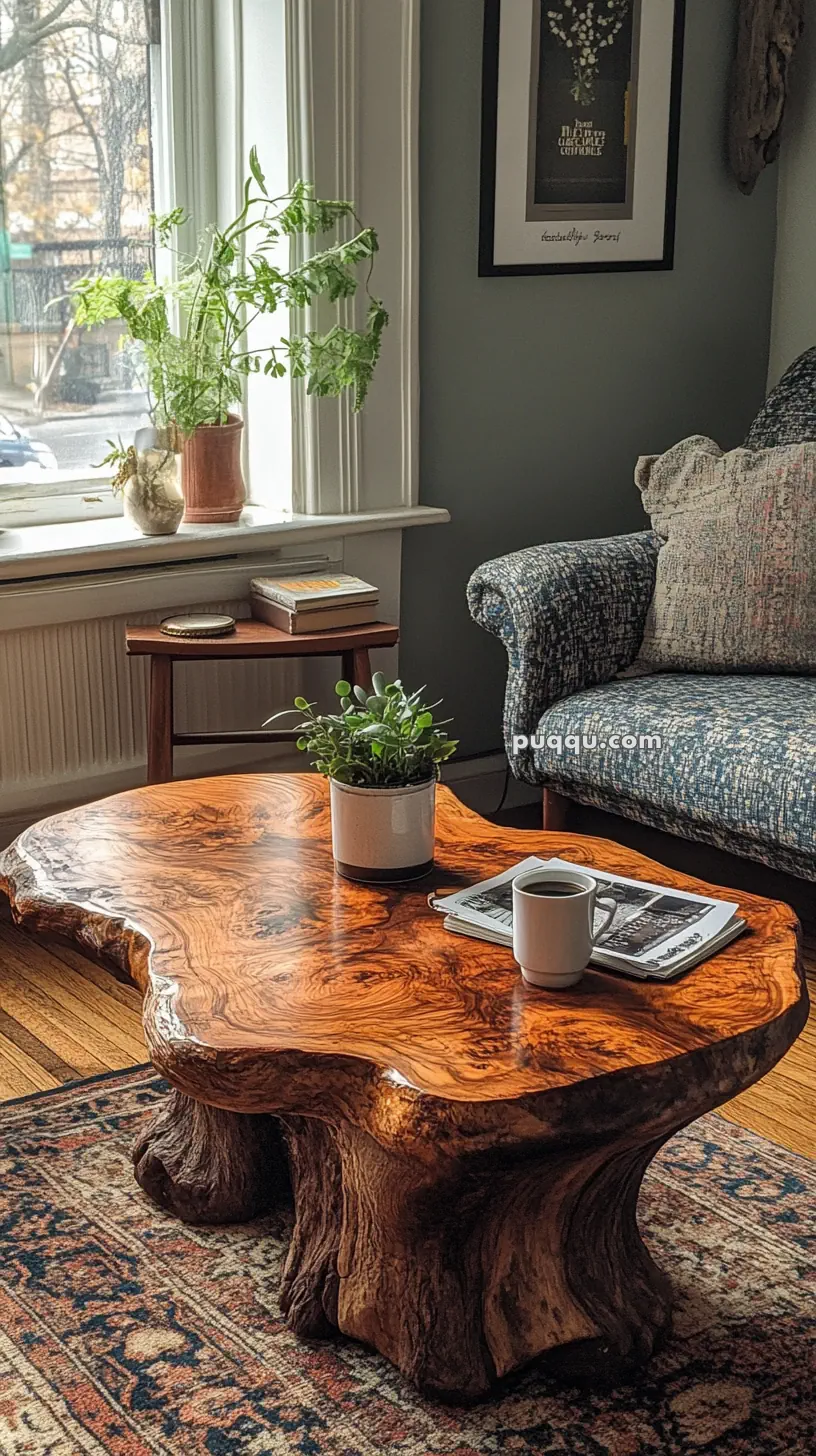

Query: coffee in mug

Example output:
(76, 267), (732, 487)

(512, 868), (616, 990)
(518, 880), (583, 898)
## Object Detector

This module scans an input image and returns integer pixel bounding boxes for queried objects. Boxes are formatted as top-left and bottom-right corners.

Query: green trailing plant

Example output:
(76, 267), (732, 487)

(267, 674), (458, 788)
(97, 440), (139, 494)
(96, 424), (181, 494)
(68, 148), (388, 440)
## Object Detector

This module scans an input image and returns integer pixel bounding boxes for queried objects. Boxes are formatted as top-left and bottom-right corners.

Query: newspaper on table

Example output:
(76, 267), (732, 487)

(430, 856), (745, 982)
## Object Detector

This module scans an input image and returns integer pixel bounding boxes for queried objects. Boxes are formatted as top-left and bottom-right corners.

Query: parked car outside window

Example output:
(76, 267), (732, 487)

(0, 415), (59, 471)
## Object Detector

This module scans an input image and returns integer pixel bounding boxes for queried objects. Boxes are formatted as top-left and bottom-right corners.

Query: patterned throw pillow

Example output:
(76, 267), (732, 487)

(633, 435), (816, 674)
(745, 346), (816, 449)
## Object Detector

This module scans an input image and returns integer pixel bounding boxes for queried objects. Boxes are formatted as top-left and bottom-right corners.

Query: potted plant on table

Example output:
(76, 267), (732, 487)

(269, 674), (458, 883)
(68, 148), (387, 532)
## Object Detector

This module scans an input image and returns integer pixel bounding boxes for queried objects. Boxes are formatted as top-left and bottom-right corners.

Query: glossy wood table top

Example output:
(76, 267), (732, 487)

(4, 774), (805, 1400)
(0, 775), (805, 1121)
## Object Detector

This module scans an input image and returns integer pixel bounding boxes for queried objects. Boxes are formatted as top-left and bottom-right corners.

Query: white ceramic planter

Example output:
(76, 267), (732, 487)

(330, 778), (436, 883)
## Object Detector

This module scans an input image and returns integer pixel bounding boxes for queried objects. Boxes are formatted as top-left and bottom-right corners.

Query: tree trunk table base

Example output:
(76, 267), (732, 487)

(132, 1091), (287, 1226)
(1, 775), (807, 1401)
(278, 1115), (674, 1402)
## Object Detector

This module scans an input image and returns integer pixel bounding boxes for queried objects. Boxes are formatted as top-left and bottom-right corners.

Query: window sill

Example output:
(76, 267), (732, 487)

(0, 505), (450, 584)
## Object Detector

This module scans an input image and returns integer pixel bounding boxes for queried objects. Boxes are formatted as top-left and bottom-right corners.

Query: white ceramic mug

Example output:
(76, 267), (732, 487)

(512, 868), (616, 989)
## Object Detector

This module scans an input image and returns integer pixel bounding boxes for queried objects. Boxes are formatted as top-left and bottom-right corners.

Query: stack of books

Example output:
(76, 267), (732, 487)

(250, 573), (380, 634)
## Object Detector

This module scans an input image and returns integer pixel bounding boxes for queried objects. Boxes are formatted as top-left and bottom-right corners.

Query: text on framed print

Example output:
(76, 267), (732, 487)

(480, 0), (686, 275)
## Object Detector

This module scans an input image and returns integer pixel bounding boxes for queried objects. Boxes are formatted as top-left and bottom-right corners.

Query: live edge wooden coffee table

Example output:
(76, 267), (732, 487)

(0, 775), (806, 1401)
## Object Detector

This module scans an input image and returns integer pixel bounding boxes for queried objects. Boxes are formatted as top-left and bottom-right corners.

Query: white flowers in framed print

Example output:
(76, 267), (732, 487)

(480, 0), (686, 275)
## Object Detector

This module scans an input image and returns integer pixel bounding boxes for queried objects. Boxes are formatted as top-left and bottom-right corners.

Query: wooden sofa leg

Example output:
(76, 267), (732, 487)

(543, 789), (570, 831)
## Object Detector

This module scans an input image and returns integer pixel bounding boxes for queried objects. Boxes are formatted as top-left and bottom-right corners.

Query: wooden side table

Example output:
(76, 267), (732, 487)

(126, 620), (399, 784)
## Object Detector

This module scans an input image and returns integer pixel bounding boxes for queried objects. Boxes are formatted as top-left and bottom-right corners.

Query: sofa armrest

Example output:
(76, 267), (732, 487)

(467, 532), (660, 781)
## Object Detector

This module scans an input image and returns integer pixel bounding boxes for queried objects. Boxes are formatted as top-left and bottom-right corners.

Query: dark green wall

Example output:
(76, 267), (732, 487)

(400, 0), (778, 757)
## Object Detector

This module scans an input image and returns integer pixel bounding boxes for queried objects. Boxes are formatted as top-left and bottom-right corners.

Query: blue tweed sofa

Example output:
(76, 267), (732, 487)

(467, 530), (816, 883)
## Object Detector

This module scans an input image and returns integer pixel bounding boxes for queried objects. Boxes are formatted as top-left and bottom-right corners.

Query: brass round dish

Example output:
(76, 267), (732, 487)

(159, 614), (237, 639)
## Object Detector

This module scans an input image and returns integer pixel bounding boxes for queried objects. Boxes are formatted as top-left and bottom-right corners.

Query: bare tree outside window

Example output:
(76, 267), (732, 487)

(0, 0), (154, 482)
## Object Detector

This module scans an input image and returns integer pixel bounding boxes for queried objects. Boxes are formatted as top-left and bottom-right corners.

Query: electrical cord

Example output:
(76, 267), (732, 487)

(440, 749), (513, 817)
(492, 760), (512, 816)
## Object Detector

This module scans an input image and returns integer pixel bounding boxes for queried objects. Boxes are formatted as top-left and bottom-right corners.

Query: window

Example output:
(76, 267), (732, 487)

(0, 0), (158, 518)
(0, 0), (419, 537)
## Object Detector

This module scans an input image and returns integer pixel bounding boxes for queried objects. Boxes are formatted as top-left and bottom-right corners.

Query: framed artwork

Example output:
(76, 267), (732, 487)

(479, 0), (686, 276)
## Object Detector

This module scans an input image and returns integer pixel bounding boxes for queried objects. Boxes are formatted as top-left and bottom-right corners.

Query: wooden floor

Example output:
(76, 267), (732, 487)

(0, 904), (146, 1098)
(719, 927), (815, 1157)
(0, 892), (814, 1158)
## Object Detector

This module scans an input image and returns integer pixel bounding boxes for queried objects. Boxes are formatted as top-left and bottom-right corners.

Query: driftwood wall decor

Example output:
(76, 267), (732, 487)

(729, 0), (806, 193)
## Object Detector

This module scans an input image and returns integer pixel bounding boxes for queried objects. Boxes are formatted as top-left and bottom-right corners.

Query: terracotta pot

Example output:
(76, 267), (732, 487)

(181, 415), (245, 524)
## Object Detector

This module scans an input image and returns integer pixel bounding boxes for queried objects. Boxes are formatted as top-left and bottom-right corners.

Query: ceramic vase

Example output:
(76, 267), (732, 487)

(329, 778), (436, 883)
(125, 428), (184, 536)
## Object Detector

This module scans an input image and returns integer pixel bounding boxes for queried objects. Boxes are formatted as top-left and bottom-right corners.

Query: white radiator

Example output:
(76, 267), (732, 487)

(0, 531), (402, 839)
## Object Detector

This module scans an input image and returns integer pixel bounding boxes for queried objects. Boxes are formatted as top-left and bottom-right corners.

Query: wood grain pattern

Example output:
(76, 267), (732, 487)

(0, 902), (146, 1098)
(721, 939), (816, 1154)
(729, 0), (805, 194)
(2, 885), (814, 1148)
(0, 918), (146, 1081)
(0, 774), (806, 1399)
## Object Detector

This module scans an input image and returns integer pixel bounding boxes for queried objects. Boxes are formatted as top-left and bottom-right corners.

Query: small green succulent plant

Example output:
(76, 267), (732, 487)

(267, 673), (458, 787)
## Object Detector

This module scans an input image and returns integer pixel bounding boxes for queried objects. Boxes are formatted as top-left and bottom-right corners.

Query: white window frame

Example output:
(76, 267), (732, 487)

(286, 0), (420, 516)
(0, 0), (420, 533)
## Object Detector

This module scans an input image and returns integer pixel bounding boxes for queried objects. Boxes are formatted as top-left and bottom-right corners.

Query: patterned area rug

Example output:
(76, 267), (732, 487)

(0, 1069), (813, 1456)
